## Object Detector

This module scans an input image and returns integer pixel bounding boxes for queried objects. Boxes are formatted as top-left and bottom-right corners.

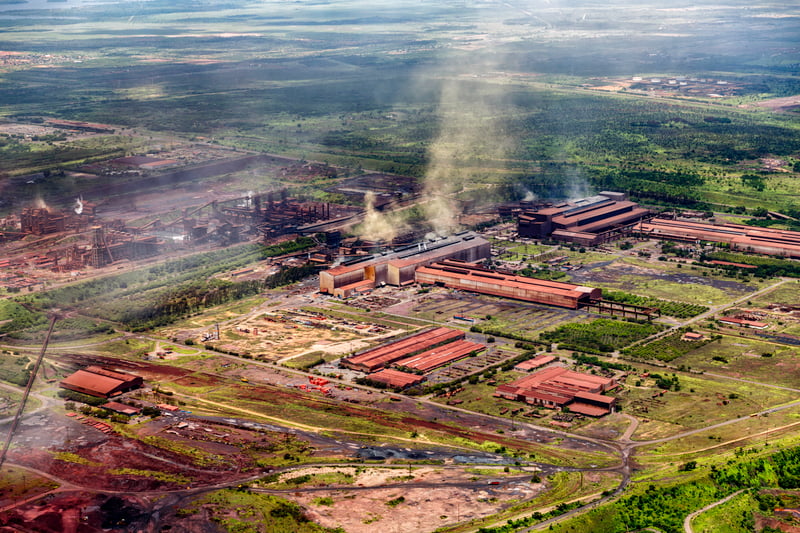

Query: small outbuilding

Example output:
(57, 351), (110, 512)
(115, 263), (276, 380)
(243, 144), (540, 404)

(101, 401), (142, 416)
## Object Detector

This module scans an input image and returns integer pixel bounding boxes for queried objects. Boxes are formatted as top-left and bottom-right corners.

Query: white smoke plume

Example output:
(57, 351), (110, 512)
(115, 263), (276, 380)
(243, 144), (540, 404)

(357, 191), (408, 242)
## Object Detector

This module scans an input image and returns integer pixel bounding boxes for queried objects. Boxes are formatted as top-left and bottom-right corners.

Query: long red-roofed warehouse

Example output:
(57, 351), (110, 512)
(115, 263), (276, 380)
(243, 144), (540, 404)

(365, 368), (426, 390)
(415, 260), (601, 309)
(341, 327), (465, 372)
(393, 340), (485, 373)
(639, 218), (800, 258)
(60, 366), (143, 398)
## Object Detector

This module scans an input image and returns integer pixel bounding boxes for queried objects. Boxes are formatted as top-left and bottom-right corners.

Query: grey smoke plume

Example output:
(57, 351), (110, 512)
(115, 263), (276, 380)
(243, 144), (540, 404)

(565, 167), (593, 201)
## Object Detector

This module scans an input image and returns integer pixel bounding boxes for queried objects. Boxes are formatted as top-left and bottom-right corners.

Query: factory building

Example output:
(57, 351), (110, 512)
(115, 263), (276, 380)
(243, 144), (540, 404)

(21, 208), (67, 235)
(364, 368), (426, 390)
(60, 366), (143, 398)
(494, 366), (617, 417)
(319, 231), (490, 297)
(718, 317), (769, 329)
(341, 327), (465, 372)
(638, 218), (800, 259)
(518, 192), (651, 244)
(415, 260), (601, 309)
(394, 339), (485, 373)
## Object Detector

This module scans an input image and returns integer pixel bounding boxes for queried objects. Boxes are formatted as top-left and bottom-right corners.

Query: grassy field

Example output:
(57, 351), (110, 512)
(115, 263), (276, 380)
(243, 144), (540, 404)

(0, 388), (25, 417)
(178, 489), (343, 533)
(751, 282), (800, 306)
(670, 334), (800, 388)
(566, 255), (770, 308)
(637, 402), (800, 460)
(624, 373), (798, 441)
(438, 471), (621, 533)
(0, 466), (59, 508)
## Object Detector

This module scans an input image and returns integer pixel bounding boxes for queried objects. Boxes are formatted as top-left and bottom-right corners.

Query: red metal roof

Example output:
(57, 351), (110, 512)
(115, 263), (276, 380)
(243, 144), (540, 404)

(367, 368), (425, 388)
(640, 218), (800, 258)
(394, 340), (485, 372)
(568, 402), (611, 417)
(61, 370), (128, 397)
(342, 327), (464, 371)
(719, 317), (768, 328)
(416, 261), (600, 306)
(84, 366), (140, 385)
(574, 391), (615, 404)
(514, 354), (556, 371)
(499, 367), (616, 411)
(101, 401), (141, 415)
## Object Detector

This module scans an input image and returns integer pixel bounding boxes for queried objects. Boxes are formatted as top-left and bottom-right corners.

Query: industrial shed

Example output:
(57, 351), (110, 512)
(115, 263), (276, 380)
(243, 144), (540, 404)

(494, 366), (617, 416)
(60, 366), (143, 398)
(341, 327), (465, 372)
(518, 193), (651, 244)
(393, 339), (485, 373)
(365, 368), (426, 390)
(415, 260), (601, 309)
(639, 218), (800, 259)
(320, 232), (490, 296)
(101, 401), (142, 416)
(514, 354), (556, 372)
(718, 317), (769, 329)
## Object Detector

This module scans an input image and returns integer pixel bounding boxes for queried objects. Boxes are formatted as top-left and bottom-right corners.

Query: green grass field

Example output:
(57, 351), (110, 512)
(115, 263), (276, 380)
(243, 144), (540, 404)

(625, 373), (798, 441)
(670, 334), (800, 388)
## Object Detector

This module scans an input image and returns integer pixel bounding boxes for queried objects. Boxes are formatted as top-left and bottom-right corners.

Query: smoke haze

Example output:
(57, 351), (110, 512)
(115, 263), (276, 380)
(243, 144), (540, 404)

(420, 52), (517, 235)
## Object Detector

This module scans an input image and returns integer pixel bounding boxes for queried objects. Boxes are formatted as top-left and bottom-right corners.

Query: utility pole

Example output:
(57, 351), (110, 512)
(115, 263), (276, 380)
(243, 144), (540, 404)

(0, 315), (58, 469)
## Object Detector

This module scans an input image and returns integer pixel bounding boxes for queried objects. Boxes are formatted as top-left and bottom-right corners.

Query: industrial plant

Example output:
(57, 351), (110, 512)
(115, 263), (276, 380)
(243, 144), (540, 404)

(516, 192), (651, 245)
(319, 231), (491, 297)
(341, 327), (486, 390)
(494, 366), (618, 417)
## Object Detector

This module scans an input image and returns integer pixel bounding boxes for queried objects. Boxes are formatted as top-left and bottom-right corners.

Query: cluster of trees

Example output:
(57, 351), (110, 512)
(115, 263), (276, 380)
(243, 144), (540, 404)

(549, 445), (800, 533)
(540, 319), (663, 354)
(603, 290), (708, 319)
(650, 373), (681, 391)
(261, 237), (316, 257)
(701, 251), (800, 279)
(475, 501), (582, 533)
